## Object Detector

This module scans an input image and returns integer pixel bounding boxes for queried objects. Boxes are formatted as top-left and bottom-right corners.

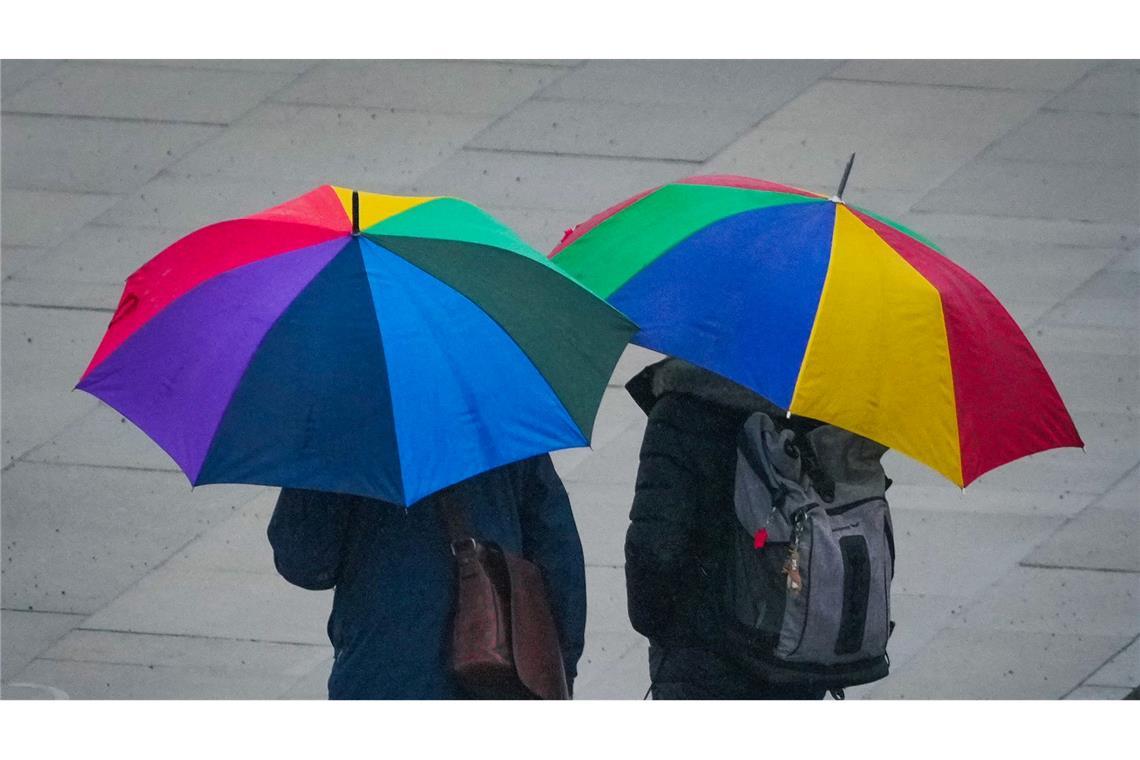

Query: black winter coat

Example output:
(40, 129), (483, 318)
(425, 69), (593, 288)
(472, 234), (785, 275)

(624, 360), (825, 700)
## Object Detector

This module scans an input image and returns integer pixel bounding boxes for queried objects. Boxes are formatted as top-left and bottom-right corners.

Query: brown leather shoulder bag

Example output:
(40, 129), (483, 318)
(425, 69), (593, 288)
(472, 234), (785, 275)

(439, 490), (570, 700)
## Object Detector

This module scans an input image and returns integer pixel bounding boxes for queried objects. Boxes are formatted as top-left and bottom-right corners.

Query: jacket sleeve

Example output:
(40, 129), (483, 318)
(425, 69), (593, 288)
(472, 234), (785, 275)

(516, 455), (587, 686)
(267, 488), (353, 590)
(624, 409), (701, 642)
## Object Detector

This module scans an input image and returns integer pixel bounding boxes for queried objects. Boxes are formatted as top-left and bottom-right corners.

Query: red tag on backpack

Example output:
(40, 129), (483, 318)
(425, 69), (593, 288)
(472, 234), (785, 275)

(753, 528), (768, 550)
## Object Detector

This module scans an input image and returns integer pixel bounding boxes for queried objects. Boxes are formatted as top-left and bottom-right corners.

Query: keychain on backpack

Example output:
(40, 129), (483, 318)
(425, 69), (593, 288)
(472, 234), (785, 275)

(783, 546), (802, 594)
(783, 512), (806, 595)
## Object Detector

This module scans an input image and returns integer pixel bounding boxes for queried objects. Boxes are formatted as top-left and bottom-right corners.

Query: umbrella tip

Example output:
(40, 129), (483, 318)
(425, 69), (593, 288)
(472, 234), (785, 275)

(835, 152), (856, 201)
(351, 190), (360, 236)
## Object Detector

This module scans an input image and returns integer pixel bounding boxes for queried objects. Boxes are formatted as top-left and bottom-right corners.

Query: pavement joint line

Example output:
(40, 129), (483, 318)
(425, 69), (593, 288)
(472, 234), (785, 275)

(1041, 106), (1139, 117)
(1017, 562), (1140, 574)
(260, 97), (525, 120)
(15, 458), (182, 474)
(0, 110), (230, 128)
(82, 60), (320, 75)
(0, 301), (114, 313)
(2, 182), (130, 195)
(0, 607), (87, 617)
(66, 625), (332, 649)
(1061, 631), (1140, 698)
(820, 75), (1071, 95)
(461, 145), (703, 165)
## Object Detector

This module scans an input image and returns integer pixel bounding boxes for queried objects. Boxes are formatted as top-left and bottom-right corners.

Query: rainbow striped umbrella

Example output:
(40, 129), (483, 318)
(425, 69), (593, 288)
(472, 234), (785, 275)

(551, 168), (1082, 487)
(78, 186), (635, 506)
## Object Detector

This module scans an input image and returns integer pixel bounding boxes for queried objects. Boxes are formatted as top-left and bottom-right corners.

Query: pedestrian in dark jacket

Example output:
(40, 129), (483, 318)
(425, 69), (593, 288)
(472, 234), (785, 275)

(624, 358), (825, 700)
(268, 454), (586, 699)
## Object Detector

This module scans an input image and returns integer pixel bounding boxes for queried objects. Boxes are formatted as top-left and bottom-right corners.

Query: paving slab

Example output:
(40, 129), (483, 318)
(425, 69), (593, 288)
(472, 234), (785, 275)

(561, 424), (646, 486)
(574, 629), (644, 689)
(983, 111), (1138, 167)
(34, 628), (329, 678)
(1064, 685), (1134, 699)
(553, 384), (646, 481)
(703, 126), (978, 196)
(6, 657), (296, 699)
(887, 508), (1063, 597)
(2, 63), (298, 124)
(0, 609), (84, 680)
(469, 98), (757, 161)
(1022, 508), (1140, 572)
(540, 60), (837, 113)
(278, 653), (333, 699)
(887, 484), (1094, 518)
(1096, 466), (1138, 513)
(830, 60), (1097, 91)
(0, 224), (182, 310)
(0, 60), (61, 98)
(160, 491), (279, 576)
(930, 237), (1119, 306)
(1083, 636), (1139, 688)
(0, 114), (220, 194)
(1046, 62), (1139, 115)
(123, 60), (318, 74)
(882, 592), (972, 670)
(0, 190), (120, 248)
(273, 60), (564, 115)
(166, 102), (491, 190)
(1032, 353), (1138, 417)
(97, 174), (318, 231)
(0, 246), (42, 281)
(899, 210), (1139, 251)
(578, 639), (651, 700)
(607, 345), (665, 389)
(961, 414), (1136, 492)
(408, 148), (685, 214)
(566, 480), (636, 567)
(761, 80), (1049, 146)
(21, 403), (182, 472)
(865, 627), (1128, 699)
(1, 305), (107, 463)
(585, 565), (634, 634)
(952, 565), (1139, 637)
(1, 462), (262, 614)
(1029, 322), (1139, 359)
(914, 158), (1139, 225)
(1043, 290), (1138, 332)
(79, 561), (333, 646)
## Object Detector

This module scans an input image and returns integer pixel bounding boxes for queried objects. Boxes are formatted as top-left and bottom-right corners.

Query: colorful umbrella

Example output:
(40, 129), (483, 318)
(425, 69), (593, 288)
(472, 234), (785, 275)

(550, 165), (1082, 487)
(78, 186), (636, 506)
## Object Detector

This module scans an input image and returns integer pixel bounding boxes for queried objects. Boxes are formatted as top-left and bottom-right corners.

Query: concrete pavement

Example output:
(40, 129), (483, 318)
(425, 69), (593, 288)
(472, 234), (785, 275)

(1, 59), (1137, 699)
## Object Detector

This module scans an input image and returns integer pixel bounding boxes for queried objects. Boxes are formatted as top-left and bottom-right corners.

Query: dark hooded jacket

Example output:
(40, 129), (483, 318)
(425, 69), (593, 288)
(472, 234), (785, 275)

(268, 454), (586, 699)
(624, 359), (824, 699)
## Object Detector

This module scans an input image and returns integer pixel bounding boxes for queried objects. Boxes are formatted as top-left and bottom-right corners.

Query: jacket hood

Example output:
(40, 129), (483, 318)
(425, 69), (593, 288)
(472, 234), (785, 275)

(626, 358), (785, 418)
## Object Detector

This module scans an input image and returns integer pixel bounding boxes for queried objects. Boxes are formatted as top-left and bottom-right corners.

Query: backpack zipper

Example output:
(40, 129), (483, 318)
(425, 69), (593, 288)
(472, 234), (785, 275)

(823, 496), (885, 517)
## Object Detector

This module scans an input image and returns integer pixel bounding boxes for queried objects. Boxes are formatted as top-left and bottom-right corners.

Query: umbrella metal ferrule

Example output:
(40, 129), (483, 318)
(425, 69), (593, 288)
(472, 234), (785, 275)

(835, 152), (856, 201)
(352, 190), (360, 236)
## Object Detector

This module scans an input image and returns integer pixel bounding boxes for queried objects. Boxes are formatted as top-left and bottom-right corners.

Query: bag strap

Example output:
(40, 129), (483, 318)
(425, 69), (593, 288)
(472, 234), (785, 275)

(437, 485), (477, 555)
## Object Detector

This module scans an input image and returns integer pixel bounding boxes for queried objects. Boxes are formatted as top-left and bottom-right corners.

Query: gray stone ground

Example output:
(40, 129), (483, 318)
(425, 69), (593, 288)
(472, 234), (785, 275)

(0, 59), (1136, 700)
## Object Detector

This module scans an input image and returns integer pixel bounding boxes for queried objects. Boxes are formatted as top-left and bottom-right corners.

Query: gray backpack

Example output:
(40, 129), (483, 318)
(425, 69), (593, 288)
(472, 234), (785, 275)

(719, 411), (895, 691)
